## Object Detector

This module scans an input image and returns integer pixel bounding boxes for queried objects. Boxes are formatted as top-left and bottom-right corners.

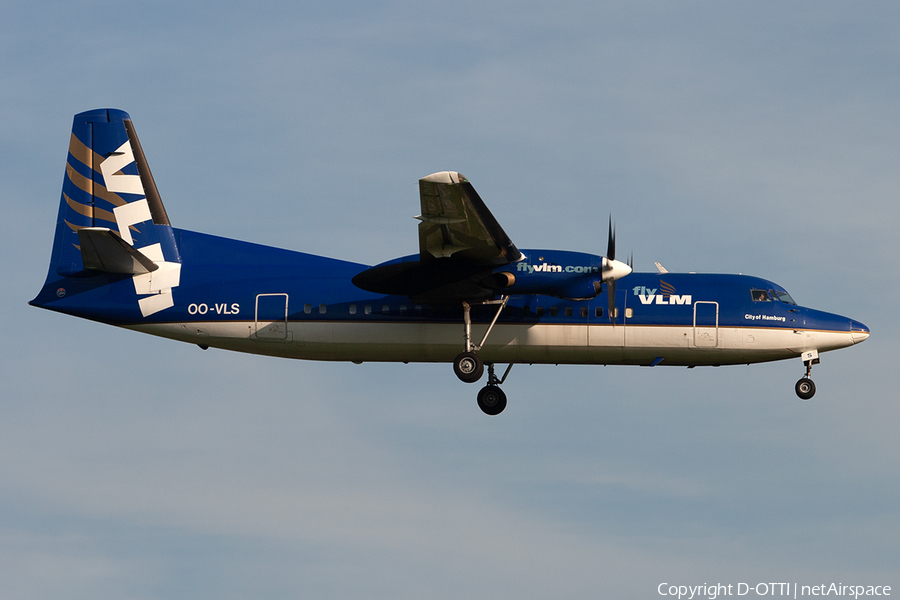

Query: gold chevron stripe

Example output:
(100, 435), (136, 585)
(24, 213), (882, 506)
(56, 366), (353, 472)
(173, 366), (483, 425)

(64, 192), (117, 224)
(66, 162), (127, 207)
(67, 133), (104, 172)
(64, 219), (90, 232)
(65, 162), (91, 195)
(64, 193), (92, 219)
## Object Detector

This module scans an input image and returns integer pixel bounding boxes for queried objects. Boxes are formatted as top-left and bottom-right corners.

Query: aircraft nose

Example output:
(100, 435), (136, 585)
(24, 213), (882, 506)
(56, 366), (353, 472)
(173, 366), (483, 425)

(850, 320), (870, 344)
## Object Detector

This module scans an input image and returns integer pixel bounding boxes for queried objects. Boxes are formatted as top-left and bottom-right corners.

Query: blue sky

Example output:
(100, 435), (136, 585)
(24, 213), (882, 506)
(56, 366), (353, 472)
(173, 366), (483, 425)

(2, 1), (898, 598)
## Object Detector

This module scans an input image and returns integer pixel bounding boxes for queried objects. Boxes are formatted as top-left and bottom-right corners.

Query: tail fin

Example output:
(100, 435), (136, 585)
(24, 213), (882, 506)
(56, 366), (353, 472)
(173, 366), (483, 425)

(32, 109), (182, 318)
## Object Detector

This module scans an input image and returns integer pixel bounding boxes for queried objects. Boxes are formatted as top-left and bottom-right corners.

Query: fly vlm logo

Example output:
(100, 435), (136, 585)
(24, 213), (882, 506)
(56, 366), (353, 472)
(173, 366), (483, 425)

(101, 141), (182, 318)
(634, 281), (691, 305)
(516, 262), (600, 274)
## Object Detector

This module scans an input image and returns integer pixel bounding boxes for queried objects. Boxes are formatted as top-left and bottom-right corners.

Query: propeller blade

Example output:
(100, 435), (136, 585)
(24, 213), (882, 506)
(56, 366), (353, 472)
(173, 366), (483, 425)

(607, 217), (616, 262)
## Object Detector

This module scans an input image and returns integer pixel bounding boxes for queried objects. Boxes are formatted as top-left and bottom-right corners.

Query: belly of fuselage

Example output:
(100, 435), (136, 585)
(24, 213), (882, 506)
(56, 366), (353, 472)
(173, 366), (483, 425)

(127, 320), (854, 367)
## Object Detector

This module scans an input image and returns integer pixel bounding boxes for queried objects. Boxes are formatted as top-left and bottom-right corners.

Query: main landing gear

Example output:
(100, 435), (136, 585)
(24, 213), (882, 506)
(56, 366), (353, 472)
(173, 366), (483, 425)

(477, 363), (513, 415)
(453, 351), (483, 383)
(452, 296), (513, 415)
(795, 350), (819, 400)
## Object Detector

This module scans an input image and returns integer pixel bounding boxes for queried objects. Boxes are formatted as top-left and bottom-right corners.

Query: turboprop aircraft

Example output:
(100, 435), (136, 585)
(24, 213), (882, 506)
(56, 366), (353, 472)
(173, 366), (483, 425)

(31, 109), (870, 415)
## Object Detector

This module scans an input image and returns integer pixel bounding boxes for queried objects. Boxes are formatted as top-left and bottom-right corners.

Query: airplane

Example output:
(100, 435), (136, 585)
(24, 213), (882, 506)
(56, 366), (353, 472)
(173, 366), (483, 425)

(30, 109), (870, 415)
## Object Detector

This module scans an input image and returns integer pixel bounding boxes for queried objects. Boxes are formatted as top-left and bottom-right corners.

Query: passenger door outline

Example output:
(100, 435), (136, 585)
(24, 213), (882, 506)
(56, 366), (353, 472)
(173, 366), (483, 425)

(255, 293), (290, 341)
(692, 301), (718, 348)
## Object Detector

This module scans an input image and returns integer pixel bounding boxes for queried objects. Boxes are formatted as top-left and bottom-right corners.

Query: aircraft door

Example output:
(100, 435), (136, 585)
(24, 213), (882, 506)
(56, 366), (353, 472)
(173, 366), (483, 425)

(255, 293), (290, 341)
(692, 301), (718, 348)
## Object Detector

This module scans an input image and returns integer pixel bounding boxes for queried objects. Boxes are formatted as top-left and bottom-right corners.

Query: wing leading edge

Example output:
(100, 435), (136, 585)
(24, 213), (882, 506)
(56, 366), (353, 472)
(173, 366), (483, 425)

(352, 171), (522, 302)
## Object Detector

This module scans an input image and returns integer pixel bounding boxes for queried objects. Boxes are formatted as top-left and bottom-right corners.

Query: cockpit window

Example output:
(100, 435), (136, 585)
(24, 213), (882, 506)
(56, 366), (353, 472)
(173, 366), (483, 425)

(771, 289), (797, 305)
(751, 289), (771, 302)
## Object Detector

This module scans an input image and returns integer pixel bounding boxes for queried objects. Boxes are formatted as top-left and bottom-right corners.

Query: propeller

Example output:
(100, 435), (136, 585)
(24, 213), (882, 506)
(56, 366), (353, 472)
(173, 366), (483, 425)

(607, 216), (616, 262)
(602, 217), (633, 323)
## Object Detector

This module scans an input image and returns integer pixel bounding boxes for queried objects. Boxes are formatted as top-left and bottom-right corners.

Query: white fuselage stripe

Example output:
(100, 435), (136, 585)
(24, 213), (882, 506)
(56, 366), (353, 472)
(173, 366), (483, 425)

(126, 321), (855, 366)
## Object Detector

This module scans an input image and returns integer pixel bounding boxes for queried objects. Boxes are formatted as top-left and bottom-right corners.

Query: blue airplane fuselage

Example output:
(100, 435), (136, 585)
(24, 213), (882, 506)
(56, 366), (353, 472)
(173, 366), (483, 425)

(32, 228), (868, 367)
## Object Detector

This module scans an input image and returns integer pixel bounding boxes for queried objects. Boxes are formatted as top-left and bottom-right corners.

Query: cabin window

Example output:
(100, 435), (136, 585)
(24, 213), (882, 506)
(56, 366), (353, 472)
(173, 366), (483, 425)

(349, 304), (357, 315)
(595, 307), (603, 318)
(751, 289), (771, 302)
(415, 305), (423, 315)
(565, 307), (573, 318)
(523, 306), (532, 317)
(399, 305), (407, 315)
(382, 304), (390, 314)
(364, 305), (372, 315)
(304, 303), (312, 314)
(625, 308), (633, 318)
(536, 306), (545, 317)
(319, 304), (327, 314)
(550, 307), (558, 317)
(581, 307), (588, 318)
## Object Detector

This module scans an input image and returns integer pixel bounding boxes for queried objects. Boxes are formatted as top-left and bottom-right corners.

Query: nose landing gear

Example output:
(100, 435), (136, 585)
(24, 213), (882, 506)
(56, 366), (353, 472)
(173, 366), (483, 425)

(795, 377), (816, 400)
(795, 350), (819, 400)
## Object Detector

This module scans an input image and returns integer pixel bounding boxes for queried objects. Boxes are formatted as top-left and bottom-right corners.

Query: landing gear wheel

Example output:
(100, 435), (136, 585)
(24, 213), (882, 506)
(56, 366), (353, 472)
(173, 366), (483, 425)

(795, 377), (816, 400)
(477, 385), (507, 415)
(453, 352), (484, 383)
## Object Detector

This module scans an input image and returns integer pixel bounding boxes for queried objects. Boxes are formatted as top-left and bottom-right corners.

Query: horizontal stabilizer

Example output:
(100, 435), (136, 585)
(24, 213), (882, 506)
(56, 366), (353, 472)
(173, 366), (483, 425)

(77, 227), (159, 274)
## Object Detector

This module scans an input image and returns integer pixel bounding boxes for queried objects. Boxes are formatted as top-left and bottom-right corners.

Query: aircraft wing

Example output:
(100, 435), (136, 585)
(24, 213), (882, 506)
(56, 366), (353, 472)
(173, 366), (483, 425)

(416, 171), (520, 266)
(352, 171), (521, 301)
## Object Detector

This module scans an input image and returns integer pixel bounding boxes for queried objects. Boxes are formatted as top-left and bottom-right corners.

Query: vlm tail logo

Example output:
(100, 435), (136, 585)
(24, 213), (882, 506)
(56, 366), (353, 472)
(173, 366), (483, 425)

(634, 280), (691, 305)
(100, 140), (182, 318)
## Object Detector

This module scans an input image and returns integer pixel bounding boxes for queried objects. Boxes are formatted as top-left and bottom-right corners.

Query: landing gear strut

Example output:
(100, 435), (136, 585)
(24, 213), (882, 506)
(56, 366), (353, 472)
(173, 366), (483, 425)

(452, 296), (508, 384)
(795, 350), (819, 400)
(451, 296), (513, 414)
